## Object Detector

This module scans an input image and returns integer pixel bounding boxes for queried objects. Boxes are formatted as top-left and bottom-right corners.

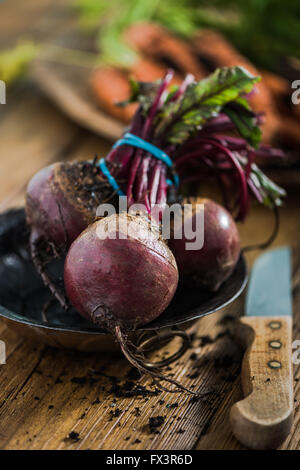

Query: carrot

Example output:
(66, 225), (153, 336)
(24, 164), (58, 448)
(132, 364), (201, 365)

(91, 59), (181, 123)
(192, 29), (281, 143)
(90, 67), (138, 123)
(124, 22), (207, 78)
(262, 70), (300, 121)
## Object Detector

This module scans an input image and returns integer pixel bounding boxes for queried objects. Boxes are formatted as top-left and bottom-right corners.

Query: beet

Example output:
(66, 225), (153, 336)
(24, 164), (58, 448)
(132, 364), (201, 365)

(26, 160), (116, 306)
(26, 161), (115, 249)
(63, 212), (196, 394)
(169, 198), (240, 290)
(64, 213), (178, 330)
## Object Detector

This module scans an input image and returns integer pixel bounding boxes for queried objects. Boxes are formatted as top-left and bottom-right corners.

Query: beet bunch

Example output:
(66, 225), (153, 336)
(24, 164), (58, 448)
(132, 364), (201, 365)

(25, 66), (286, 394)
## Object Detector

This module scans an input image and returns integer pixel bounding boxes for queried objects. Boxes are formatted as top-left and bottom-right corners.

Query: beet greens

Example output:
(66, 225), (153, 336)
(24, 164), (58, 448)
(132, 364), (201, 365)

(105, 66), (285, 221)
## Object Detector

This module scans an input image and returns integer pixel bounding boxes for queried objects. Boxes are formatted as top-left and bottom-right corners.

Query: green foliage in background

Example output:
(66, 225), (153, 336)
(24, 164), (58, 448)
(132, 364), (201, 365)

(191, 0), (300, 72)
(0, 41), (38, 84)
(74, 0), (198, 67)
(74, 0), (300, 72)
(1, 0), (298, 85)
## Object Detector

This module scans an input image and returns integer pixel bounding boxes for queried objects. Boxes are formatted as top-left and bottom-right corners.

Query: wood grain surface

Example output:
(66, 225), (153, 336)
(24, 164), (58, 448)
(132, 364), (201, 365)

(0, 0), (299, 450)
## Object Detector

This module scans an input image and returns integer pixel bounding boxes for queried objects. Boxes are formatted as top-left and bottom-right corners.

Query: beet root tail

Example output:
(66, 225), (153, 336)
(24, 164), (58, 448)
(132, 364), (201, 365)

(30, 232), (69, 310)
(115, 325), (197, 396)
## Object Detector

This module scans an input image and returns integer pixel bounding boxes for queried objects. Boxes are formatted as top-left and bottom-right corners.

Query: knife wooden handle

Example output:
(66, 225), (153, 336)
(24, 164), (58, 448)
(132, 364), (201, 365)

(230, 316), (294, 449)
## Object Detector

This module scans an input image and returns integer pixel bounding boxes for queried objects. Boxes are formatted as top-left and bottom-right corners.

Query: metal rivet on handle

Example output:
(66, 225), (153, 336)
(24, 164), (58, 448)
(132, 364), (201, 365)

(268, 321), (282, 330)
(268, 360), (282, 369)
(269, 340), (282, 349)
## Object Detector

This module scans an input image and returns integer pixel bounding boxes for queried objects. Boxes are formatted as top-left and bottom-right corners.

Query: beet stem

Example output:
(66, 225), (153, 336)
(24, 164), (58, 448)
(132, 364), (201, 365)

(242, 205), (280, 253)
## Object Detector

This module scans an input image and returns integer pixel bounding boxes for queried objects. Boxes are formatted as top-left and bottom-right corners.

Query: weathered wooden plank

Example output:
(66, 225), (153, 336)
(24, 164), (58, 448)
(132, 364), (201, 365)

(0, 308), (240, 450)
(0, 88), (82, 210)
(0, 0), (70, 48)
(280, 269), (300, 451)
(198, 377), (245, 450)
(0, 118), (118, 210)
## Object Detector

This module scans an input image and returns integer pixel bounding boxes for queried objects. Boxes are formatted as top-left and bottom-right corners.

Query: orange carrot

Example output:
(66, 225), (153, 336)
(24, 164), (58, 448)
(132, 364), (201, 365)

(192, 29), (281, 143)
(91, 58), (181, 123)
(125, 22), (207, 78)
(90, 67), (138, 123)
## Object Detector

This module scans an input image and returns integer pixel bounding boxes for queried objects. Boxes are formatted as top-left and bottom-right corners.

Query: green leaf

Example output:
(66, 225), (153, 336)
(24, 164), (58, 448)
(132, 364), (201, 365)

(155, 66), (260, 145)
(223, 101), (262, 148)
(74, 0), (108, 31)
(93, 0), (161, 66)
(165, 84), (180, 103)
(99, 29), (138, 68)
(116, 78), (160, 113)
(0, 41), (38, 84)
(250, 163), (286, 208)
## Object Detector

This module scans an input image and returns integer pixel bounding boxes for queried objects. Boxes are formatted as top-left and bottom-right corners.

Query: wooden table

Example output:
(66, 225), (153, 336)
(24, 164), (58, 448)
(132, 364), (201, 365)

(0, 0), (299, 451)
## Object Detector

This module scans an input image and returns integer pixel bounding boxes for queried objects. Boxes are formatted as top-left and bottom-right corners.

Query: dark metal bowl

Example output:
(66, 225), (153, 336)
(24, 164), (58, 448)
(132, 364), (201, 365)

(0, 209), (247, 356)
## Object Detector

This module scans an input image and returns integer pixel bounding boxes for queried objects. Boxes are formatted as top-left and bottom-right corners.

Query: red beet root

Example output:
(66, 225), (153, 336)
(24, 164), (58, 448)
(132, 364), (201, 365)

(169, 198), (240, 290)
(26, 161), (114, 248)
(26, 161), (115, 306)
(64, 213), (197, 394)
(64, 213), (178, 330)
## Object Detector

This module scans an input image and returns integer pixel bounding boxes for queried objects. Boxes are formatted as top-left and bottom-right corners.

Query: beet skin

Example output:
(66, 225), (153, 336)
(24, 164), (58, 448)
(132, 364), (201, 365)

(25, 161), (116, 307)
(64, 213), (178, 330)
(26, 163), (95, 249)
(169, 198), (240, 290)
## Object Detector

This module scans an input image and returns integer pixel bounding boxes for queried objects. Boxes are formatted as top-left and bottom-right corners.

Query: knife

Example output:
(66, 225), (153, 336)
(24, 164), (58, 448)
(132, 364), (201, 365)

(230, 246), (294, 450)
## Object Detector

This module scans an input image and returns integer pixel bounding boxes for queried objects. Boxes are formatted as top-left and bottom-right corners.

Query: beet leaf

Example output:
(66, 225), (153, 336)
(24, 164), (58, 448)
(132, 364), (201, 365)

(154, 66), (260, 145)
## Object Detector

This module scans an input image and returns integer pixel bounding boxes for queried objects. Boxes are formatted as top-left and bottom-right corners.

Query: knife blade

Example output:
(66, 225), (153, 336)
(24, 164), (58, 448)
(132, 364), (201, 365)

(245, 246), (292, 318)
(230, 246), (294, 450)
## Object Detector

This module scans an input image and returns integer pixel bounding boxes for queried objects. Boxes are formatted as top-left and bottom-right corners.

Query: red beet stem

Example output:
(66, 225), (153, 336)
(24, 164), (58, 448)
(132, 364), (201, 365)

(170, 73), (195, 102)
(175, 138), (249, 220)
(106, 71), (176, 219)
(143, 69), (174, 139)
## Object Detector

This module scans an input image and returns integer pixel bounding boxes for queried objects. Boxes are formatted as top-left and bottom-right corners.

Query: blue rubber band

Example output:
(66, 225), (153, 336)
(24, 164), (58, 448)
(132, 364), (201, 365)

(112, 132), (179, 188)
(98, 158), (124, 196)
